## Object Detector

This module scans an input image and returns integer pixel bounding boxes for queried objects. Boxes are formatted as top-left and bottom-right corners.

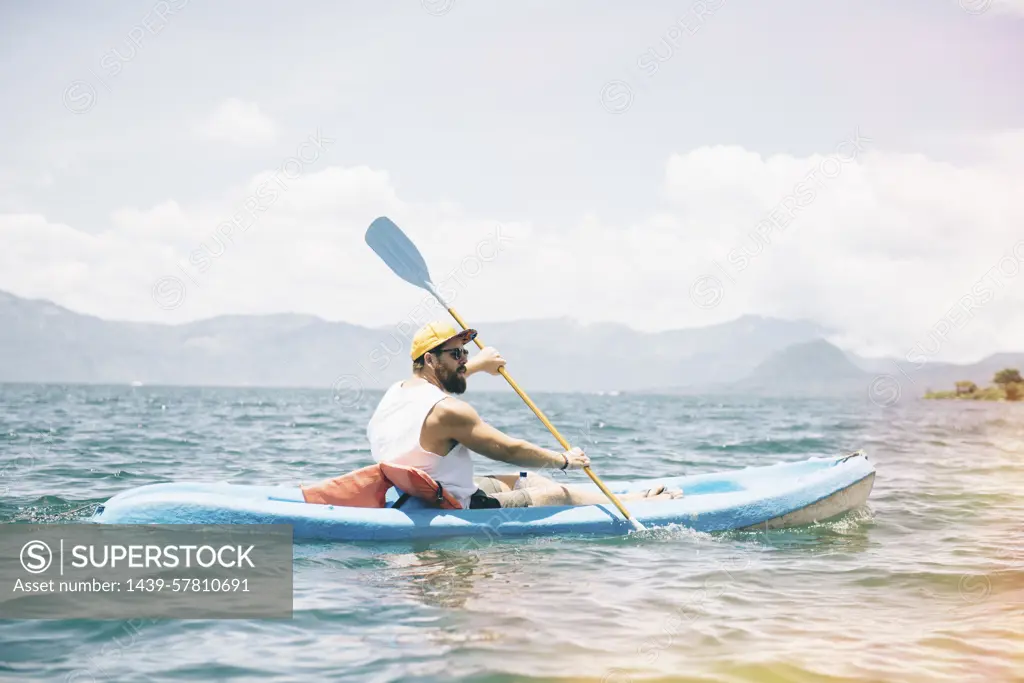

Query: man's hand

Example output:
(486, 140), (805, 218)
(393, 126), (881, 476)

(560, 447), (590, 470)
(465, 346), (507, 377)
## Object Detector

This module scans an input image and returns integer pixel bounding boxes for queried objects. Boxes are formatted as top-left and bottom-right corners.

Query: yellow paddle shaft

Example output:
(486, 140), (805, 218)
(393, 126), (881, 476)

(445, 306), (638, 525)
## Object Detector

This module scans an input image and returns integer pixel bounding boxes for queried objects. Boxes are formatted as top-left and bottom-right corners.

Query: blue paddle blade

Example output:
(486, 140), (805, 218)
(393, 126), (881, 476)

(365, 216), (433, 291)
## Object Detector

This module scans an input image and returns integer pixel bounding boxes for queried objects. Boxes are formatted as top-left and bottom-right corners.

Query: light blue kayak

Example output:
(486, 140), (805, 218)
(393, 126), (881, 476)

(91, 452), (875, 541)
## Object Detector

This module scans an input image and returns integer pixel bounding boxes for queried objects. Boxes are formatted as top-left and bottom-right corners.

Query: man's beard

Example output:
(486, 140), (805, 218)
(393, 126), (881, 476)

(438, 366), (467, 394)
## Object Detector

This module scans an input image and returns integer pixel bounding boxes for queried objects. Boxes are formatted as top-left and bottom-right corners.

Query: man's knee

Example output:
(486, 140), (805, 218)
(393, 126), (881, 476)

(523, 473), (560, 489)
(527, 485), (574, 507)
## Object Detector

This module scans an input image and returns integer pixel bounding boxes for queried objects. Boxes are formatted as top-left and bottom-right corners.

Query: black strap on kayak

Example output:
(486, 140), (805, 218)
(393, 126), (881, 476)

(835, 450), (867, 465)
(391, 484), (446, 509)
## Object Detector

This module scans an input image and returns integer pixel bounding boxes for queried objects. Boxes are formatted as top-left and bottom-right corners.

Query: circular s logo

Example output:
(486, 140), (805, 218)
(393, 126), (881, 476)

(62, 80), (97, 114)
(600, 80), (634, 114)
(421, 0), (455, 15)
(960, 0), (993, 15)
(151, 276), (186, 310)
(689, 274), (724, 309)
(331, 374), (364, 409)
(867, 374), (901, 408)
(20, 540), (53, 574)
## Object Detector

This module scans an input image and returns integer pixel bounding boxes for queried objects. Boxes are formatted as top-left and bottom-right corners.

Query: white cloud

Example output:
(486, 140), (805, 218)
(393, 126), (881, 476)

(197, 98), (277, 147)
(1, 130), (1022, 363)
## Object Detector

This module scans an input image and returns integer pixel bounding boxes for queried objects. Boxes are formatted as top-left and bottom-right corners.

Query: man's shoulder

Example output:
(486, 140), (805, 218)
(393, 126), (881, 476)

(430, 396), (478, 424)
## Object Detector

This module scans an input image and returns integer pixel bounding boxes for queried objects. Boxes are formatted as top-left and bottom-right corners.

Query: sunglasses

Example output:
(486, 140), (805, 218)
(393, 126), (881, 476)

(432, 347), (469, 360)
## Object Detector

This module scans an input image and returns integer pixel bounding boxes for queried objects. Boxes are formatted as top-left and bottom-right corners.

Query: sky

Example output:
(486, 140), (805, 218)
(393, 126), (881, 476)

(1, 0), (1023, 363)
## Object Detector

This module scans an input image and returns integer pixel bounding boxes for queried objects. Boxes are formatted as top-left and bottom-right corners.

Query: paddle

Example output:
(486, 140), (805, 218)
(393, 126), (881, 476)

(365, 216), (646, 531)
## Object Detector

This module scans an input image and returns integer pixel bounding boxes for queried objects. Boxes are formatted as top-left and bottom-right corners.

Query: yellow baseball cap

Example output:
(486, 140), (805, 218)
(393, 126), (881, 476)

(410, 321), (478, 359)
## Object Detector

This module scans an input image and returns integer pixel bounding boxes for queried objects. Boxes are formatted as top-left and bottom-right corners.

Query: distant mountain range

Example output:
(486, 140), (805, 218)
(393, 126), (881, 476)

(0, 290), (1020, 396)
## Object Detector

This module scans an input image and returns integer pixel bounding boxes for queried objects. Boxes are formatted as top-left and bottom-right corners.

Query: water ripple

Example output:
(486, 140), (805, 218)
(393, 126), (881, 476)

(0, 385), (1021, 681)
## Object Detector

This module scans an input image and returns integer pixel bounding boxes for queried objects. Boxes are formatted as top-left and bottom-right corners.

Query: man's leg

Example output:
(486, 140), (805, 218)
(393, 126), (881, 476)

(527, 484), (682, 506)
(472, 473), (560, 508)
(476, 473), (682, 507)
(474, 472), (560, 493)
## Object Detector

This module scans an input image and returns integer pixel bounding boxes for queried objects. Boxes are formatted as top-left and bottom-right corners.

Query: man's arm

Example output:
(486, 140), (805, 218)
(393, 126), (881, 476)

(435, 399), (571, 469)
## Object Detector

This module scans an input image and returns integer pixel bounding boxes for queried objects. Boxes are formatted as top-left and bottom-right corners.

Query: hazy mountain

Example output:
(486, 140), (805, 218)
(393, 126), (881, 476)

(0, 291), (825, 392)
(734, 340), (869, 396)
(846, 346), (1024, 393)
(0, 291), (382, 388)
(0, 290), (1019, 395)
(466, 315), (827, 392)
(877, 353), (1024, 394)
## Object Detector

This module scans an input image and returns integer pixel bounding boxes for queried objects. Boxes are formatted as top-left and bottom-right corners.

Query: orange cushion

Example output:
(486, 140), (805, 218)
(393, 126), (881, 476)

(300, 464), (390, 508)
(300, 463), (463, 510)
(380, 463), (463, 509)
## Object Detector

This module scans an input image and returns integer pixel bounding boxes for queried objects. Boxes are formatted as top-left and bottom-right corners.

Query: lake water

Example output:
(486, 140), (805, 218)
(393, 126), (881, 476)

(1, 384), (1021, 682)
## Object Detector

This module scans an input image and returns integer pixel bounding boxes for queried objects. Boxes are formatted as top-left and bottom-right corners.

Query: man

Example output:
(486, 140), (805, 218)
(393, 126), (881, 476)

(367, 321), (682, 509)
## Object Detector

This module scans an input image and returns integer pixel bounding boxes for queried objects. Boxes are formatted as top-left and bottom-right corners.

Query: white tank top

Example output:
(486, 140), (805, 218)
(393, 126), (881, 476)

(367, 380), (477, 508)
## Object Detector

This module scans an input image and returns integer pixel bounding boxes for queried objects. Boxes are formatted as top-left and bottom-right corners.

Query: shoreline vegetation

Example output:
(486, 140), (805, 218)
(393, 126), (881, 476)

(925, 368), (1023, 401)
